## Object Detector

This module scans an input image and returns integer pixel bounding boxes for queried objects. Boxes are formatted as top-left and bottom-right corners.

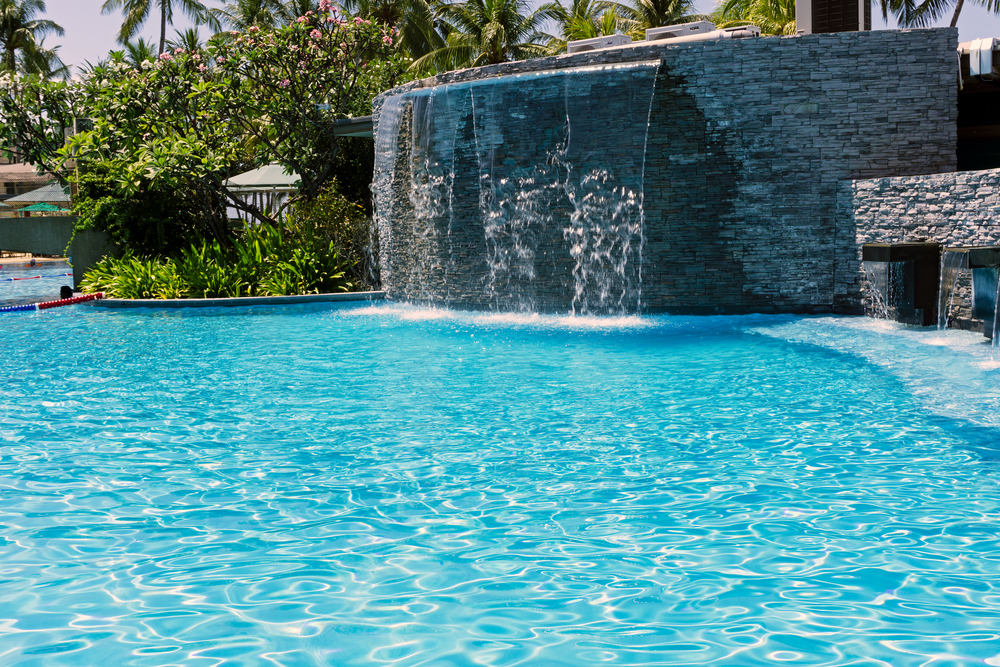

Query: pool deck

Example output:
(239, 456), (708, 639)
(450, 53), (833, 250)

(91, 291), (386, 309)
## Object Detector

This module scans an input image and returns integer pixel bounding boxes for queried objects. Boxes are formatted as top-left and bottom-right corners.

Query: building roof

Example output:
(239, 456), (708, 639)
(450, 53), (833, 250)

(0, 162), (52, 182)
(19, 202), (69, 212)
(224, 164), (301, 191)
(4, 182), (71, 204)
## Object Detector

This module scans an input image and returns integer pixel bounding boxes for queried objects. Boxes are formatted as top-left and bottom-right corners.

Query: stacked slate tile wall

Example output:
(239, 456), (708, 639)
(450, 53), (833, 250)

(839, 168), (1000, 324)
(374, 28), (958, 314)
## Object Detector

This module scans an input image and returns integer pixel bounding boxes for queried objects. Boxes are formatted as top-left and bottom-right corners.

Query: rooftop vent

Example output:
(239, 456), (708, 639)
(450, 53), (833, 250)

(566, 34), (633, 53)
(969, 38), (997, 78)
(643, 24), (761, 44)
(645, 21), (716, 42)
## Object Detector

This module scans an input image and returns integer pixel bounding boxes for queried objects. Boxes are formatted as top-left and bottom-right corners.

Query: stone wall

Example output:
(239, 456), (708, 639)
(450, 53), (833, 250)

(838, 168), (1000, 322)
(374, 28), (958, 314)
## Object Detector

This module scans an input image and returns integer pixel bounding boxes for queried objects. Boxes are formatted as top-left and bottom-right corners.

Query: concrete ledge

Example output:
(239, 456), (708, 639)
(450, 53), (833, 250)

(91, 291), (385, 309)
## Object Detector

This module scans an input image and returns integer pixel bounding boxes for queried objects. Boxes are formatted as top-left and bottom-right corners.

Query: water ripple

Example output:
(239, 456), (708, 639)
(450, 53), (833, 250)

(0, 306), (999, 664)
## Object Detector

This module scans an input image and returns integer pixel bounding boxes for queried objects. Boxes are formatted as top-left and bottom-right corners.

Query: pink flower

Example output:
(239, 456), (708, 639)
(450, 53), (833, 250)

(159, 53), (173, 61)
(174, 48), (184, 55)
(326, 16), (335, 23)
(249, 26), (260, 33)
(382, 35), (393, 45)
(319, 0), (332, 9)
(199, 64), (207, 71)
(192, 53), (201, 61)
(279, 79), (290, 87)
(353, 16), (363, 24)
(311, 29), (322, 39)
(230, 31), (240, 36)
(296, 16), (308, 23)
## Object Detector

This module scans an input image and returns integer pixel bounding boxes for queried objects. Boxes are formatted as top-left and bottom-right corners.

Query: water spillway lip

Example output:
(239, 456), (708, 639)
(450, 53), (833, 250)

(91, 291), (386, 309)
(386, 60), (663, 101)
(862, 242), (941, 263)
(942, 246), (1000, 269)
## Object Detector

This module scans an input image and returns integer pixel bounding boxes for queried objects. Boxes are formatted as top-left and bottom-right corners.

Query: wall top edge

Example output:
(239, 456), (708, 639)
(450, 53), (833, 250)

(843, 166), (1000, 188)
(377, 27), (958, 103)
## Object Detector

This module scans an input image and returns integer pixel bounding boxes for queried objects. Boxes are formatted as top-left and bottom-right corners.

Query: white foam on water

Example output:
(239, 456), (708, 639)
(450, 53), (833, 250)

(336, 302), (655, 331)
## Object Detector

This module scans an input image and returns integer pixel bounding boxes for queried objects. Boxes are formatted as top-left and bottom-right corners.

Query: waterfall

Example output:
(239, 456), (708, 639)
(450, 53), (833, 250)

(937, 250), (966, 330)
(863, 261), (891, 319)
(371, 61), (662, 315)
(371, 95), (406, 291)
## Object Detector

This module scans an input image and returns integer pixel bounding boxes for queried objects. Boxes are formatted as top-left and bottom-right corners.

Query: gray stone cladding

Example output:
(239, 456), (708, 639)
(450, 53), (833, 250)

(839, 168), (1000, 321)
(374, 28), (958, 314)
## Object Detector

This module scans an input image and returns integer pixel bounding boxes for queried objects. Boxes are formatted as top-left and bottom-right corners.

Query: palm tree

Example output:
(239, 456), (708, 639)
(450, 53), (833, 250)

(275, 0), (320, 22)
(122, 36), (158, 65)
(540, 0), (626, 53)
(100, 0), (220, 54)
(618, 0), (699, 35)
(166, 26), (203, 52)
(712, 0), (795, 35)
(411, 0), (550, 74)
(0, 0), (64, 74)
(880, 0), (1000, 28)
(210, 0), (282, 30)
(18, 37), (67, 77)
(341, 0), (446, 60)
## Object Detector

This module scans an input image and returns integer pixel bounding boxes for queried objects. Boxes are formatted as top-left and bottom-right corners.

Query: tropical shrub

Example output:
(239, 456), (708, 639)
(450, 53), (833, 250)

(80, 214), (357, 299)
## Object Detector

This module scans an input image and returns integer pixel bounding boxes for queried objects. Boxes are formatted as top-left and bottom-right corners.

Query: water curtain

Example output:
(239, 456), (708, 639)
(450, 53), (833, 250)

(372, 62), (661, 315)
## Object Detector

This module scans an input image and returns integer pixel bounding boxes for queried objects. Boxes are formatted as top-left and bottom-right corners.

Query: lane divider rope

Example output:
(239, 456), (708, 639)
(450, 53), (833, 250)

(1, 273), (74, 281)
(0, 292), (104, 313)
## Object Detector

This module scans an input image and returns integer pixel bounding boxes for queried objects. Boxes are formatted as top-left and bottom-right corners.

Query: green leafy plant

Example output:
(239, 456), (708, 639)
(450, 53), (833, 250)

(81, 212), (358, 299)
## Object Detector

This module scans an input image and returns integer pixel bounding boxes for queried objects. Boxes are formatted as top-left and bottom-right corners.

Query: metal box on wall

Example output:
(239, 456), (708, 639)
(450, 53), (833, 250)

(796, 0), (871, 34)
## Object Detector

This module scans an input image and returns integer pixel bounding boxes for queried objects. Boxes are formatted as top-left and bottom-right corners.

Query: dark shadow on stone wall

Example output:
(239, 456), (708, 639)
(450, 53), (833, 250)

(641, 67), (746, 313)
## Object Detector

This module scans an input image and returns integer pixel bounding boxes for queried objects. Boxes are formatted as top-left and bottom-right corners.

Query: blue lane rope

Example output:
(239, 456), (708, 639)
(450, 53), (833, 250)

(0, 292), (104, 314)
(0, 273), (73, 281)
(0, 303), (39, 312)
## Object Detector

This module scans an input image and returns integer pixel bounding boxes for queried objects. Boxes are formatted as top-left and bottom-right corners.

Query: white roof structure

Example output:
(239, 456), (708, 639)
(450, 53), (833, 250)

(224, 164), (301, 192)
(4, 182), (71, 204)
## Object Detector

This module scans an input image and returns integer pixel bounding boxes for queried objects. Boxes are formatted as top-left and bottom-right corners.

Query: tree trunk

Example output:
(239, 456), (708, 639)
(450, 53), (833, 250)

(159, 0), (167, 54)
(951, 0), (964, 28)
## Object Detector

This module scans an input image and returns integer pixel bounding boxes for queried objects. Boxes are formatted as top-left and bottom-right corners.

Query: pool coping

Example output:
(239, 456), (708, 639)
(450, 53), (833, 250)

(90, 291), (386, 309)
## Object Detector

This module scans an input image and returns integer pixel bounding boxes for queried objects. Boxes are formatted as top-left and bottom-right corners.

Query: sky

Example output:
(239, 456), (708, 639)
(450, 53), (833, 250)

(43, 0), (1000, 75)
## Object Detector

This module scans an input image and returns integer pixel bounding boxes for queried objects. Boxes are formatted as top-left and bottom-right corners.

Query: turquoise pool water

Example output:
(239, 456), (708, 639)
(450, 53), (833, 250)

(1, 303), (1000, 666)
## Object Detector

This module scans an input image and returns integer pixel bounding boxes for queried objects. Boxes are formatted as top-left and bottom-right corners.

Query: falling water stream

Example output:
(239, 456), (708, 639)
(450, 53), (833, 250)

(937, 250), (966, 330)
(372, 62), (661, 315)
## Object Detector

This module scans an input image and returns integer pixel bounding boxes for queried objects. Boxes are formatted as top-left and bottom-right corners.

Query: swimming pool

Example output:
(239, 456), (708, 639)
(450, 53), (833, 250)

(0, 260), (73, 308)
(1, 303), (999, 665)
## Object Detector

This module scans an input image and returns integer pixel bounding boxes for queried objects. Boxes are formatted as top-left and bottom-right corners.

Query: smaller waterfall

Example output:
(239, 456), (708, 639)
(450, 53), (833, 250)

(972, 267), (1000, 339)
(861, 243), (940, 326)
(993, 271), (1000, 353)
(863, 261), (906, 320)
(937, 249), (966, 329)
(371, 95), (407, 290)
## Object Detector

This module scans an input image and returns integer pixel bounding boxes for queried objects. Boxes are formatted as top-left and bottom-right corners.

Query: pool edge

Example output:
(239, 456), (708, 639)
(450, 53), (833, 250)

(90, 291), (386, 309)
